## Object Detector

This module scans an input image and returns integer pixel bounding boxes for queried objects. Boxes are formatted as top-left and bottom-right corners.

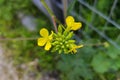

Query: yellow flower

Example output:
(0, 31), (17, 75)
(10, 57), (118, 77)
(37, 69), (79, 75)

(37, 28), (53, 50)
(66, 16), (82, 30)
(69, 44), (83, 53)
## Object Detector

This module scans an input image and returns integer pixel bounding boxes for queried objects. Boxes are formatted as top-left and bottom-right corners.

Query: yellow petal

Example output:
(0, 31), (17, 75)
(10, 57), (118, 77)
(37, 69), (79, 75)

(40, 28), (49, 37)
(71, 22), (82, 30)
(77, 45), (84, 48)
(49, 31), (53, 40)
(37, 38), (47, 46)
(68, 44), (83, 53)
(68, 47), (77, 53)
(73, 49), (77, 53)
(45, 41), (51, 50)
(66, 16), (74, 27)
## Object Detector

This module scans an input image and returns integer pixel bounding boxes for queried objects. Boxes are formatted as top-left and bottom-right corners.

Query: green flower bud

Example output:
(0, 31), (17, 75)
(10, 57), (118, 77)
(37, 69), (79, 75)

(64, 41), (68, 44)
(66, 44), (69, 47)
(51, 47), (56, 52)
(53, 33), (57, 37)
(58, 32), (62, 37)
(58, 24), (63, 34)
(52, 41), (59, 45)
(66, 32), (73, 40)
(56, 45), (61, 48)
(60, 42), (63, 45)
(61, 45), (64, 48)
(64, 48), (68, 54)
(68, 40), (75, 43)
(58, 50), (62, 54)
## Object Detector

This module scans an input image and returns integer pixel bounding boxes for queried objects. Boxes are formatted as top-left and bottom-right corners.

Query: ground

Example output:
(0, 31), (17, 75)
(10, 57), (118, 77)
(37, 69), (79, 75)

(0, 44), (58, 80)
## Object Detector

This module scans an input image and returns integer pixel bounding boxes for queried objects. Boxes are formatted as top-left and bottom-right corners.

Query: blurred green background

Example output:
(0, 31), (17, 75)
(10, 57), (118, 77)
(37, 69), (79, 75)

(0, 0), (120, 80)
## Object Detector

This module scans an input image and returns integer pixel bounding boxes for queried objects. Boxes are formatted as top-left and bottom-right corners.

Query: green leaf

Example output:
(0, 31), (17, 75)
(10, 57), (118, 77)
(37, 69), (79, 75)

(115, 58), (120, 68)
(91, 53), (110, 73)
(111, 58), (120, 71)
(0, 0), (4, 5)
(107, 46), (120, 59)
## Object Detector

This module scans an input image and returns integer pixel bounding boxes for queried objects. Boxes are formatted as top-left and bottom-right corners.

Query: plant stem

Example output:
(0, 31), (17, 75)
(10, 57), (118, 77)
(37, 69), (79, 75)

(52, 16), (58, 33)
(99, 74), (107, 80)
(40, 0), (53, 16)
(40, 0), (58, 33)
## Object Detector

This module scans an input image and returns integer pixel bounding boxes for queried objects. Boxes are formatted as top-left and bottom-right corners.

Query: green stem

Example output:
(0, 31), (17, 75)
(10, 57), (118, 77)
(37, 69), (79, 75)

(40, 0), (58, 33)
(40, 0), (54, 16)
(99, 74), (106, 80)
(40, 0), (63, 24)
(52, 16), (58, 33)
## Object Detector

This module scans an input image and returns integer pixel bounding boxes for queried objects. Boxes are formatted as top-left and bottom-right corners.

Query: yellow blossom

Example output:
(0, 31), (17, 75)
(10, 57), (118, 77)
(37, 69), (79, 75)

(37, 28), (53, 50)
(66, 16), (82, 30)
(69, 44), (83, 53)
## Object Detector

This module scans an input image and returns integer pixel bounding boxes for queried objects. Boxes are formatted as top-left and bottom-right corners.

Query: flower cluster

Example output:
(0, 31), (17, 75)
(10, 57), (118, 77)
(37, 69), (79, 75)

(37, 16), (83, 54)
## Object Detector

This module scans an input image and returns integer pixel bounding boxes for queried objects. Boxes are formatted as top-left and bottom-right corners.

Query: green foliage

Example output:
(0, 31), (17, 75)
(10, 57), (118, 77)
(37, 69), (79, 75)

(57, 53), (94, 80)
(57, 41), (120, 80)
(1, 0), (120, 80)
(97, 0), (114, 15)
(0, 0), (31, 21)
(91, 53), (111, 73)
(92, 46), (120, 73)
(0, 0), (55, 71)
